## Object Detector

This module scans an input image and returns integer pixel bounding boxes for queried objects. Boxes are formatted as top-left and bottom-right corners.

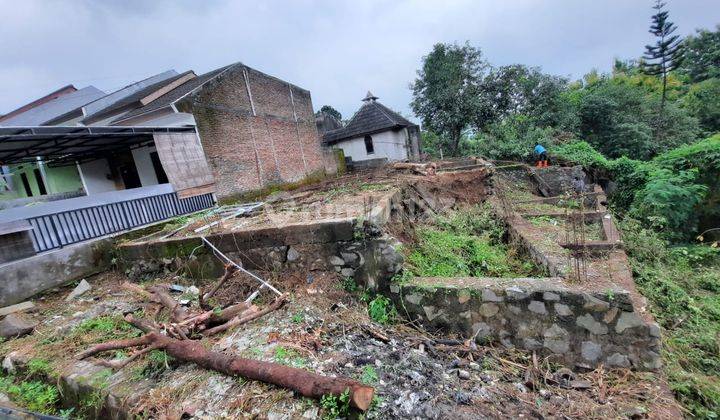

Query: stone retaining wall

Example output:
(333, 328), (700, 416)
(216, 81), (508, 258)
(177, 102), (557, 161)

(388, 277), (661, 371)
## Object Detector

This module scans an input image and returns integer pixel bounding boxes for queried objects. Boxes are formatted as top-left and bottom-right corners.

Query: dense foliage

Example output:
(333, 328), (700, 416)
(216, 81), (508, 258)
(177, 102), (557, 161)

(680, 24), (720, 82)
(412, 16), (719, 244)
(621, 220), (720, 418)
(315, 105), (342, 121)
(413, 23), (718, 162)
(551, 135), (720, 242)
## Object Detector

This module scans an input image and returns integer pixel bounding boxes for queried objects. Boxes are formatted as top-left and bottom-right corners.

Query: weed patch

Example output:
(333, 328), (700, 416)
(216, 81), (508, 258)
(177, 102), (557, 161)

(0, 372), (60, 415)
(26, 358), (54, 378)
(140, 350), (176, 379)
(320, 388), (351, 419)
(621, 218), (720, 417)
(359, 365), (378, 385)
(367, 295), (397, 325)
(273, 346), (307, 368)
(404, 204), (541, 278)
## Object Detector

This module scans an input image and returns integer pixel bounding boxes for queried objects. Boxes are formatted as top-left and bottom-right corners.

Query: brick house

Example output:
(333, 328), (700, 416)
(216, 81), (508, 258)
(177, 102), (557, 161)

(114, 63), (325, 199)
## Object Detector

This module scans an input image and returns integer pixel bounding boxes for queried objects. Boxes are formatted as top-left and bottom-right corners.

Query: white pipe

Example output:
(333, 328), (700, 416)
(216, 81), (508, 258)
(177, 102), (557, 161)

(200, 236), (283, 297)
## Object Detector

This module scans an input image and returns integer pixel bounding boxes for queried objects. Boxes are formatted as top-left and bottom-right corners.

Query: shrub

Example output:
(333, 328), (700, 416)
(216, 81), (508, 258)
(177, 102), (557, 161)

(367, 296), (397, 325)
(621, 219), (720, 417)
(473, 115), (557, 161)
(0, 374), (60, 415)
(629, 168), (707, 241)
(551, 140), (610, 171)
(359, 365), (378, 385)
(320, 389), (351, 419)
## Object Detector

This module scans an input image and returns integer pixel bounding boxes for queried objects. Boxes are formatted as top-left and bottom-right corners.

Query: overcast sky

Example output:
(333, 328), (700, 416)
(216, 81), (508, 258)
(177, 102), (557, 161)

(0, 0), (717, 121)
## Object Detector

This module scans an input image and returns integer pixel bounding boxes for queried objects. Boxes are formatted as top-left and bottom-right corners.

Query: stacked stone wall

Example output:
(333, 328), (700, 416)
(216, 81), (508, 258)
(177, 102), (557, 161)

(389, 277), (661, 370)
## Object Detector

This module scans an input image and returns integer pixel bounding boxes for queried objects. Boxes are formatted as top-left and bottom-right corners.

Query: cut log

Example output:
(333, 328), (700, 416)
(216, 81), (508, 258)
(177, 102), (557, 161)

(148, 285), (188, 322)
(78, 331), (374, 411)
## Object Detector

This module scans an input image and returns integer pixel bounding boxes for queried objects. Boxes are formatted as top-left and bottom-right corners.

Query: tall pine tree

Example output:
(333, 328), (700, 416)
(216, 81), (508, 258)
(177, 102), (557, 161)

(642, 0), (684, 111)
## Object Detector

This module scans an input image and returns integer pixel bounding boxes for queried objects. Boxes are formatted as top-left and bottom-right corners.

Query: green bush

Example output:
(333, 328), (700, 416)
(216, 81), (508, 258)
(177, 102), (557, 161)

(320, 389), (351, 419)
(621, 219), (720, 417)
(472, 115), (557, 161)
(367, 295), (397, 325)
(551, 140), (611, 171)
(629, 168), (708, 241)
(606, 156), (648, 213)
(0, 374), (60, 415)
(553, 137), (720, 242)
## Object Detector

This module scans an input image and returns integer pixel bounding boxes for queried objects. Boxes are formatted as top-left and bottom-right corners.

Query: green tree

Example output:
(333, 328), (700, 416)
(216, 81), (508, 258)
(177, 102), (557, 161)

(683, 78), (720, 135)
(479, 64), (570, 129)
(576, 73), (697, 159)
(629, 168), (707, 241)
(411, 42), (489, 155)
(315, 105), (342, 121)
(577, 76), (655, 159)
(679, 25), (720, 83)
(641, 0), (684, 111)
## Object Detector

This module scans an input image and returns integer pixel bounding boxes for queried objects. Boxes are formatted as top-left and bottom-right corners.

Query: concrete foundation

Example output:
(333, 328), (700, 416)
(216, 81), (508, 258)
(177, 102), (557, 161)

(0, 239), (113, 306)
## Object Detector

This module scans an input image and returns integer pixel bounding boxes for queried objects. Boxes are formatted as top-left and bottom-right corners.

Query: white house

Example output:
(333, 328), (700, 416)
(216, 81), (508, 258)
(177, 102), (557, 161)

(323, 92), (420, 163)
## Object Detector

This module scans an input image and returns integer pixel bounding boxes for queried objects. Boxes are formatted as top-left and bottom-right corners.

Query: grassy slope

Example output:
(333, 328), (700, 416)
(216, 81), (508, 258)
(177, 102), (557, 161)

(621, 219), (720, 418)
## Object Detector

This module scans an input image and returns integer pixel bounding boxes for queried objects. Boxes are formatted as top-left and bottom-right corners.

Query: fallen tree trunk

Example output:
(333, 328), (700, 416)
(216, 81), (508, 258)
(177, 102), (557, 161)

(77, 274), (376, 412)
(79, 331), (374, 411)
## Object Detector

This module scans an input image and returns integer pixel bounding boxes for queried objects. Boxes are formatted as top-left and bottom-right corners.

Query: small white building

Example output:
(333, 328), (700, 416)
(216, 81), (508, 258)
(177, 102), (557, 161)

(323, 92), (420, 164)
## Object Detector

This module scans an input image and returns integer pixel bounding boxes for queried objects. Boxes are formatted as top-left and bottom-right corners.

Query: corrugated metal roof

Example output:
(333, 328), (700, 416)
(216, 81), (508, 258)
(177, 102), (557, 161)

(81, 71), (195, 124)
(0, 126), (195, 165)
(0, 87), (106, 126)
(82, 70), (178, 118)
(114, 65), (236, 123)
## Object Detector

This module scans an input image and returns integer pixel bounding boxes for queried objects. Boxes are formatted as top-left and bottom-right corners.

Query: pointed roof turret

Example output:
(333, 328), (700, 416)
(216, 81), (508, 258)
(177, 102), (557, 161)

(322, 91), (417, 144)
(362, 91), (379, 102)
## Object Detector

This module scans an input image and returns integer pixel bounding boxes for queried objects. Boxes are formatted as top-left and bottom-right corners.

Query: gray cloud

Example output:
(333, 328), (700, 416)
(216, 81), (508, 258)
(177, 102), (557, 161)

(0, 0), (717, 121)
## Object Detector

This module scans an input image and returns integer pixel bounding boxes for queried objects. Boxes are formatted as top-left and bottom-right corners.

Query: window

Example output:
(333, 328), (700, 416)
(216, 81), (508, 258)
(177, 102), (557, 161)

(33, 168), (47, 195)
(364, 135), (374, 154)
(20, 173), (33, 196)
(150, 152), (169, 184)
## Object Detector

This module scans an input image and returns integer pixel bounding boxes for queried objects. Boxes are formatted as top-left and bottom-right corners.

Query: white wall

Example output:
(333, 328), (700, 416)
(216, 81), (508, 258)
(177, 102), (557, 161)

(79, 158), (117, 194)
(336, 129), (409, 162)
(131, 145), (160, 186)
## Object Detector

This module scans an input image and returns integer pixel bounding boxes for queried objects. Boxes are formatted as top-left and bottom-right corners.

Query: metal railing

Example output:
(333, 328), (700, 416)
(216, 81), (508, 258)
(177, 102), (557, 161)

(26, 192), (214, 252)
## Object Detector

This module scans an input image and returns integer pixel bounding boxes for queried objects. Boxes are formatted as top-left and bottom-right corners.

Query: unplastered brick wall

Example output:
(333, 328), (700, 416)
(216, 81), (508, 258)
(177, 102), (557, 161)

(179, 65), (324, 199)
(389, 277), (662, 371)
